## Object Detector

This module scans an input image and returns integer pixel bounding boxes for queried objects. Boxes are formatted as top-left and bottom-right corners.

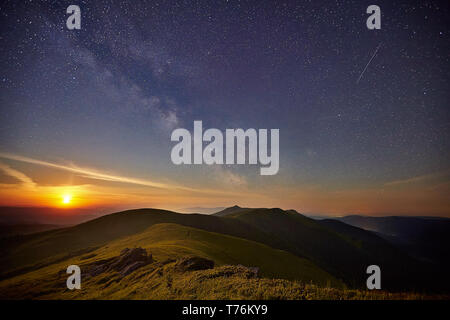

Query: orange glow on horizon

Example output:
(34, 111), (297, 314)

(62, 194), (72, 205)
(0, 154), (449, 217)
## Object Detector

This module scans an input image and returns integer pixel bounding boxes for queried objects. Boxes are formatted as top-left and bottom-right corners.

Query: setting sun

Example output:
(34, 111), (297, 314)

(62, 194), (72, 204)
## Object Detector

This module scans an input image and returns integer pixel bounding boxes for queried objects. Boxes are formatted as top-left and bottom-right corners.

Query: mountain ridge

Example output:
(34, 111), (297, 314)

(0, 206), (448, 293)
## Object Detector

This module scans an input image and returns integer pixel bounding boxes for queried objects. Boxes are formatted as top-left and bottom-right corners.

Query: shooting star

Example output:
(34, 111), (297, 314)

(356, 43), (382, 84)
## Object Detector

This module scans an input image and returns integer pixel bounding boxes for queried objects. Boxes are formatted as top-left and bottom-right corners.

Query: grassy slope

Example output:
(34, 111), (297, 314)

(0, 209), (276, 278)
(2, 263), (440, 300)
(0, 223), (343, 299)
(0, 207), (427, 291)
(99, 223), (340, 283)
(223, 208), (422, 289)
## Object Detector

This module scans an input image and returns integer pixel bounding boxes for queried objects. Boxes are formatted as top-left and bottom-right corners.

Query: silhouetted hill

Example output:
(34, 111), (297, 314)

(336, 215), (450, 266)
(0, 224), (61, 238)
(219, 207), (437, 290)
(213, 205), (249, 216)
(0, 208), (276, 278)
(0, 207), (448, 292)
(1, 222), (343, 299)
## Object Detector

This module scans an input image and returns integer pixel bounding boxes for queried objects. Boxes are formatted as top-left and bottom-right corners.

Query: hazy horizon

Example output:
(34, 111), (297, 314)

(1, 205), (449, 227)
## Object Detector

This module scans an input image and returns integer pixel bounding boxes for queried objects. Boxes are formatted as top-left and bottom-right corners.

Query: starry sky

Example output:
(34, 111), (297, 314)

(0, 0), (449, 216)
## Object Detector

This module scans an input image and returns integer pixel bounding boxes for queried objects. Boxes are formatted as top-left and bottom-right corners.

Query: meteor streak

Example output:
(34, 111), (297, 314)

(357, 43), (382, 84)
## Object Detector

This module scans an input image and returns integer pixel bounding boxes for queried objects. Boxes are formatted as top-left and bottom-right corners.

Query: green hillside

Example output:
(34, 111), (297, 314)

(106, 223), (340, 282)
(0, 223), (342, 299)
(0, 206), (439, 292)
(0, 208), (274, 278)
(220, 208), (423, 289)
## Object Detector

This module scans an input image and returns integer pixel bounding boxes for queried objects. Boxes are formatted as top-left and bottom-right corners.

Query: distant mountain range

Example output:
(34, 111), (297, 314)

(179, 206), (227, 214)
(335, 215), (450, 267)
(0, 206), (448, 299)
(0, 206), (102, 225)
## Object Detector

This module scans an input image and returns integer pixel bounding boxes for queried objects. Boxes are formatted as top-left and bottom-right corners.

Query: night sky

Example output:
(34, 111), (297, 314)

(0, 0), (449, 216)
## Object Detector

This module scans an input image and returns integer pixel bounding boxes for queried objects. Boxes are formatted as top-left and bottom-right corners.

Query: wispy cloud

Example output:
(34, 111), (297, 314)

(0, 152), (170, 189)
(0, 161), (36, 189)
(384, 170), (450, 187)
(0, 152), (244, 197)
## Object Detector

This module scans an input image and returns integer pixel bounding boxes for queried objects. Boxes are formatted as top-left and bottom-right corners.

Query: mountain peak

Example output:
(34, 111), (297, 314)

(212, 205), (246, 217)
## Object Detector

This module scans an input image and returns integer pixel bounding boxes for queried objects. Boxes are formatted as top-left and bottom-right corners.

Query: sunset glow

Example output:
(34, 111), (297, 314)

(0, 1), (448, 219)
(62, 194), (72, 205)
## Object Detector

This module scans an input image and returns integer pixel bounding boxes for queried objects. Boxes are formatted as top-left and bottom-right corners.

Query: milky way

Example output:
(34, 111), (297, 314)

(0, 0), (449, 214)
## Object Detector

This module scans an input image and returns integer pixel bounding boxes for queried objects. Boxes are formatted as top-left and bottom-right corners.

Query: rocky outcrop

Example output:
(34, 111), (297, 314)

(174, 256), (214, 272)
(83, 247), (153, 278)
